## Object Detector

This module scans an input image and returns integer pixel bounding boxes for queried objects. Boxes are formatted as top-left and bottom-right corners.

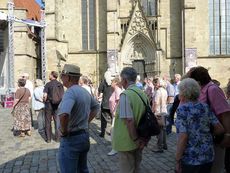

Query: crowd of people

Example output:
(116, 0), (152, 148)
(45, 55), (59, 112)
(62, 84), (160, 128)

(10, 65), (230, 173)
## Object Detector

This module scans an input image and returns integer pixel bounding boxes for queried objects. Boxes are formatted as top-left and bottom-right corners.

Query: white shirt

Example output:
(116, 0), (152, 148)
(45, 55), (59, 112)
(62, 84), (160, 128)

(25, 80), (34, 96)
(82, 85), (92, 95)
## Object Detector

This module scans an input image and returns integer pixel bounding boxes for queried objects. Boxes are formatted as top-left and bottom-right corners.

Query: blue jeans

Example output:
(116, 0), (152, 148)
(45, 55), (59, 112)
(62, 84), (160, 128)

(166, 103), (173, 135)
(58, 133), (90, 173)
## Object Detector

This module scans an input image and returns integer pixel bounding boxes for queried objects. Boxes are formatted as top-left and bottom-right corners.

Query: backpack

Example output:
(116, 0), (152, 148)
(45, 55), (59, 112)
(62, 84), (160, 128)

(129, 89), (161, 138)
(50, 84), (64, 104)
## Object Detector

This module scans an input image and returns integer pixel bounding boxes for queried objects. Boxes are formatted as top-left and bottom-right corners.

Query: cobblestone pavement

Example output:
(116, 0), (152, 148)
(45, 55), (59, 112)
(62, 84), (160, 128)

(0, 108), (177, 173)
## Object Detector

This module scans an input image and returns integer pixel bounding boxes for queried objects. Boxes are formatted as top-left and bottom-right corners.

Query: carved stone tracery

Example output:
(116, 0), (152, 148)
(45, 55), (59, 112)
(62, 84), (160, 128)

(129, 10), (148, 35)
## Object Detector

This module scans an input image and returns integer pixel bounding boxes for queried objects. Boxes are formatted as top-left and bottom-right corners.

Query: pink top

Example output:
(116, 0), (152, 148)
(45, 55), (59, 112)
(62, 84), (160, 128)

(199, 82), (230, 117)
(109, 87), (122, 115)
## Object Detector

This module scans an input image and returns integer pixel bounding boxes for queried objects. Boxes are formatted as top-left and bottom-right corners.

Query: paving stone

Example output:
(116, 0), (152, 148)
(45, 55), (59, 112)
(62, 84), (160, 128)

(0, 108), (181, 172)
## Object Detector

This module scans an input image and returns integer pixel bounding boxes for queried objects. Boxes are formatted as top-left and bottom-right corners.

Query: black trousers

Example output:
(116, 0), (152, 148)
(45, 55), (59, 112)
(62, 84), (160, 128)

(100, 108), (112, 136)
(45, 102), (59, 141)
(226, 147), (230, 173)
(181, 162), (212, 173)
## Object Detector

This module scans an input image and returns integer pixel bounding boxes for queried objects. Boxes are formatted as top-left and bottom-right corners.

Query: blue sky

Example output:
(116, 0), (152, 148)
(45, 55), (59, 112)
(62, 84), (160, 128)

(35, 0), (45, 8)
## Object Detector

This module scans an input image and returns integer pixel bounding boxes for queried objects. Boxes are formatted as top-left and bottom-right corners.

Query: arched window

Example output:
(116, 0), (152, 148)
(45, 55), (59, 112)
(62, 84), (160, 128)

(141, 0), (157, 16)
(81, 0), (96, 50)
(209, 0), (230, 55)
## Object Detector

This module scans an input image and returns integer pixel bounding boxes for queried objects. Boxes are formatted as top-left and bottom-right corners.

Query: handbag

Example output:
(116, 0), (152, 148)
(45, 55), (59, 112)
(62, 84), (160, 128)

(11, 88), (26, 116)
(129, 88), (160, 138)
(156, 113), (166, 127)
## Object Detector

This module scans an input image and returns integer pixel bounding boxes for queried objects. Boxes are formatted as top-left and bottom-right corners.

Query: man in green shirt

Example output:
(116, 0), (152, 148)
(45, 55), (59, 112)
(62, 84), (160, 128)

(112, 67), (149, 173)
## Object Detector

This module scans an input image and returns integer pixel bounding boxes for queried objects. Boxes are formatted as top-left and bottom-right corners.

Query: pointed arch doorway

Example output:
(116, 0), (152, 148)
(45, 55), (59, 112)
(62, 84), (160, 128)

(121, 33), (157, 80)
(132, 60), (146, 82)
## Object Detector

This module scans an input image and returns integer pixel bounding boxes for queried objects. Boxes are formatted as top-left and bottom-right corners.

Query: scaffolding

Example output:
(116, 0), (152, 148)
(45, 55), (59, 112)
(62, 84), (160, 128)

(6, 2), (46, 92)
(8, 2), (14, 89)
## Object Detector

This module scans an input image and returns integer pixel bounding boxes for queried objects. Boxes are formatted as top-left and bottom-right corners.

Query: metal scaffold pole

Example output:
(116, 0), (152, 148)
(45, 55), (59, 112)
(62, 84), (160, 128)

(8, 2), (14, 89)
(40, 10), (46, 84)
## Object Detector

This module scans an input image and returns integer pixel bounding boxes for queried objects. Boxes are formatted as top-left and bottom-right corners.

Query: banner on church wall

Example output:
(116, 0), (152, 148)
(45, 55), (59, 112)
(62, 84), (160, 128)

(185, 48), (197, 73)
(107, 50), (118, 75)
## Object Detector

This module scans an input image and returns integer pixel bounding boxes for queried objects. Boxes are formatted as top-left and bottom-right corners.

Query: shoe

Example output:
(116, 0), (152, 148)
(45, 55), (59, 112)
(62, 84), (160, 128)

(152, 148), (164, 153)
(99, 133), (104, 138)
(163, 146), (168, 150)
(46, 140), (51, 143)
(107, 149), (117, 156)
(19, 133), (25, 137)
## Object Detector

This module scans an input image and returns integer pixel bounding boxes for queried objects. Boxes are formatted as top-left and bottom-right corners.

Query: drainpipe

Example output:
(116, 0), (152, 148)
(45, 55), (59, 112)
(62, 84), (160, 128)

(181, 0), (185, 74)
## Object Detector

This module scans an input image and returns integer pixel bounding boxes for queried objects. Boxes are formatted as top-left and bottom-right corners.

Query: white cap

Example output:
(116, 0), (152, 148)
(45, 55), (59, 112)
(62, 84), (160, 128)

(22, 73), (29, 77)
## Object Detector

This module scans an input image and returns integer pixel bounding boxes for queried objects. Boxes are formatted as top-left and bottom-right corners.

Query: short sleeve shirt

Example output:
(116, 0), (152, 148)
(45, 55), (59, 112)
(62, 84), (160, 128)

(109, 87), (122, 115)
(175, 102), (219, 165)
(118, 84), (136, 119)
(153, 87), (168, 115)
(98, 80), (114, 109)
(15, 88), (31, 104)
(57, 85), (99, 132)
(199, 82), (230, 117)
(166, 83), (175, 103)
(44, 79), (63, 102)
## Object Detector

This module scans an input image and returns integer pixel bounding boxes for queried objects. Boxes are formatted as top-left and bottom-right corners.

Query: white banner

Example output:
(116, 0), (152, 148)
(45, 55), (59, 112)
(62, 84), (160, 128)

(185, 48), (197, 73)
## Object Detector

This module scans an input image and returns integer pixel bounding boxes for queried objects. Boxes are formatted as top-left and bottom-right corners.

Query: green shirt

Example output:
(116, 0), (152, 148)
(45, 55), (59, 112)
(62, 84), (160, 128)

(112, 86), (148, 151)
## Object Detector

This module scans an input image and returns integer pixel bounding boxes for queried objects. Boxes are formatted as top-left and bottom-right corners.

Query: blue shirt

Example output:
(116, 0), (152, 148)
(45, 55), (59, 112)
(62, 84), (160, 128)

(57, 85), (99, 132)
(173, 81), (180, 97)
(136, 82), (143, 90)
(175, 102), (219, 165)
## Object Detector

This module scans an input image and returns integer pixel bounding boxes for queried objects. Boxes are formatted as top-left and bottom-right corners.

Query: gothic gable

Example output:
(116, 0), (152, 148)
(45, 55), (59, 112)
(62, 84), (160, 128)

(121, 0), (155, 48)
(120, 0), (157, 77)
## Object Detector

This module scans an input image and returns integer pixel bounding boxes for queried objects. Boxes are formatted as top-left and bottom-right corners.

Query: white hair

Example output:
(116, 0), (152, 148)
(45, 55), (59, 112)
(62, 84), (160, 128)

(104, 69), (112, 85)
(178, 78), (201, 102)
(136, 75), (141, 82)
(175, 74), (181, 80)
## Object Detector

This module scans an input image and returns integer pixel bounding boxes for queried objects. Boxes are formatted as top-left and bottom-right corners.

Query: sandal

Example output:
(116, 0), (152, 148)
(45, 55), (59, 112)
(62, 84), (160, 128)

(27, 130), (31, 136)
(19, 133), (25, 137)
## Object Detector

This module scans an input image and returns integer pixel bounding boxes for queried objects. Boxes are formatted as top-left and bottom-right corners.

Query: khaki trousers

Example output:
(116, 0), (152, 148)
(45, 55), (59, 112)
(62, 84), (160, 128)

(211, 144), (226, 173)
(118, 149), (142, 173)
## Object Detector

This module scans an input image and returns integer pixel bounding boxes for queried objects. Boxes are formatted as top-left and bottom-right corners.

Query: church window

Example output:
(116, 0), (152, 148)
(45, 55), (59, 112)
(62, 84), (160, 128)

(81, 0), (96, 51)
(209, 0), (230, 55)
(141, 0), (157, 16)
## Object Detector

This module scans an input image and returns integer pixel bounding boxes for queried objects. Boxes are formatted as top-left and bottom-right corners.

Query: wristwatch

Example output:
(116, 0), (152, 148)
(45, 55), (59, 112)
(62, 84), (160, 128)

(224, 133), (230, 137)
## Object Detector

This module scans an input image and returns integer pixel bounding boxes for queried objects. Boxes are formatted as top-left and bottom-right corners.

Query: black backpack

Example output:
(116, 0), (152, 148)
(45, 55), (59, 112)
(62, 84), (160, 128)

(129, 89), (161, 138)
(50, 84), (64, 105)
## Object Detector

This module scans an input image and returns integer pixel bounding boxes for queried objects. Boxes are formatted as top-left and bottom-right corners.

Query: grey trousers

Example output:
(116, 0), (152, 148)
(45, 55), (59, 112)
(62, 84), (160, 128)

(210, 144), (226, 173)
(118, 149), (142, 173)
(157, 116), (167, 149)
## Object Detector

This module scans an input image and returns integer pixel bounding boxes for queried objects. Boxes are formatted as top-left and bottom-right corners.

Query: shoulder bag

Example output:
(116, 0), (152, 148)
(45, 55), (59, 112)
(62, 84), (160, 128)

(11, 88), (26, 116)
(129, 88), (160, 138)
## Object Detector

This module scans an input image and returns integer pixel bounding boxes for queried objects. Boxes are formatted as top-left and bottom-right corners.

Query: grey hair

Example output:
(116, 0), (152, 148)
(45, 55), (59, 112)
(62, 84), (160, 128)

(175, 74), (181, 80)
(35, 79), (43, 87)
(120, 67), (137, 84)
(80, 76), (88, 84)
(178, 78), (201, 102)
